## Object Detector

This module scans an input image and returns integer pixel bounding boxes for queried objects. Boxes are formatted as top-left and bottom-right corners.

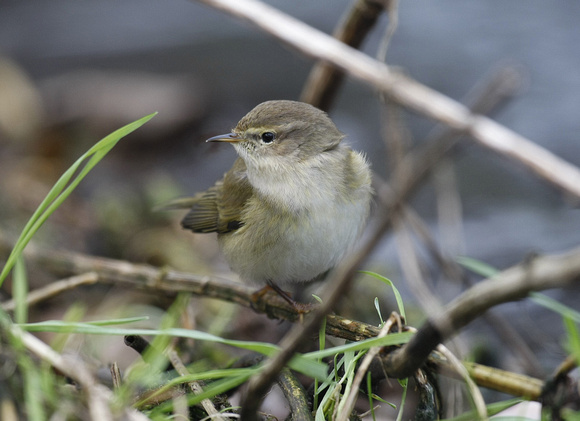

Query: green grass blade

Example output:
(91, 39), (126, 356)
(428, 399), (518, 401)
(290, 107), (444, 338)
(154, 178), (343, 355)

(530, 292), (580, 323)
(305, 331), (413, 360)
(360, 271), (406, 320)
(564, 316), (580, 366)
(18, 322), (328, 380)
(149, 370), (253, 415)
(442, 398), (523, 421)
(0, 112), (157, 288)
(13, 256), (28, 324)
(456, 256), (500, 277)
(140, 367), (257, 411)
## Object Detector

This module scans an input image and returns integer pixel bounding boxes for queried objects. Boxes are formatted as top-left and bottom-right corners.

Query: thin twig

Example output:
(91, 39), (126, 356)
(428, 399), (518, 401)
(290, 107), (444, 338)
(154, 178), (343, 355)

(194, 0), (580, 198)
(110, 362), (122, 390)
(375, 0), (398, 63)
(1, 272), (99, 311)
(300, 0), (388, 110)
(167, 349), (226, 421)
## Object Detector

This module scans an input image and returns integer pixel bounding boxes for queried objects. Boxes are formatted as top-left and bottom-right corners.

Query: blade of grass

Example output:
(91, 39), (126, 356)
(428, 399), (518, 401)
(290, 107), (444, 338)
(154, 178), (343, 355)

(13, 256), (28, 324)
(564, 316), (580, 366)
(530, 292), (580, 323)
(442, 398), (523, 421)
(306, 331), (413, 360)
(19, 322), (328, 380)
(456, 256), (500, 278)
(148, 370), (253, 415)
(0, 112), (157, 287)
(361, 271), (406, 320)
(137, 367), (257, 410)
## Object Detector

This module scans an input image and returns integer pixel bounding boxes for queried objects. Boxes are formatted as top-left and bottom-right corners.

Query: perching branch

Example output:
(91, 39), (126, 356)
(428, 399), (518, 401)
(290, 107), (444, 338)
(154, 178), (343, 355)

(2, 238), (574, 400)
(0, 236), (377, 341)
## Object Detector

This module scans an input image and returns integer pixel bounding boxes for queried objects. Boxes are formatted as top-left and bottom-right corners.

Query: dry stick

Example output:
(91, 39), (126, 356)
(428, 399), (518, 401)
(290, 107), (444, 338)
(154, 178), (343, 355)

(375, 0), (398, 63)
(166, 349), (226, 421)
(1, 272), (99, 311)
(0, 237), (382, 342)
(383, 246), (580, 379)
(110, 362), (122, 390)
(194, 0), (580, 199)
(459, 362), (544, 399)
(300, 0), (388, 110)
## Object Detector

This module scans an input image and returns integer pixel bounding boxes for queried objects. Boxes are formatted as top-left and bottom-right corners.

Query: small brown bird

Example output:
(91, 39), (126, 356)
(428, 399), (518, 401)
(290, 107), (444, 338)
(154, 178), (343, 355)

(173, 100), (372, 295)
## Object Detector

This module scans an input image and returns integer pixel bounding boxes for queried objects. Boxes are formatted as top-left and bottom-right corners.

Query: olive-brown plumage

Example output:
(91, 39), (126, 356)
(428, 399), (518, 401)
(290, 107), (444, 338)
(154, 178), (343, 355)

(179, 100), (372, 287)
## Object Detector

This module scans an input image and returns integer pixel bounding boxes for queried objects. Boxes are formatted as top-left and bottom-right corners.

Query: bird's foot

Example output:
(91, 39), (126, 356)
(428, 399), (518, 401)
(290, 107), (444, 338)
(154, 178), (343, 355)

(251, 281), (316, 315)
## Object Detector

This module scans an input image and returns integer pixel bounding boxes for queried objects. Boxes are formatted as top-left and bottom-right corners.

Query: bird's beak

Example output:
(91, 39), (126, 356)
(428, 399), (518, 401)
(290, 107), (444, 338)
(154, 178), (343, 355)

(205, 132), (242, 143)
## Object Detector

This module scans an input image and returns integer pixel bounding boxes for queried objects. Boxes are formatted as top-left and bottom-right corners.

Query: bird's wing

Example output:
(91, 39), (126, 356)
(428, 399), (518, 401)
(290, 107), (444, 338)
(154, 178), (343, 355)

(181, 158), (251, 234)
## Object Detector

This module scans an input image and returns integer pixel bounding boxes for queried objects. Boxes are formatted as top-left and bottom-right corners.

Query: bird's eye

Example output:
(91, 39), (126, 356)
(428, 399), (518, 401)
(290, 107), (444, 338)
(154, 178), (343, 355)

(261, 132), (275, 144)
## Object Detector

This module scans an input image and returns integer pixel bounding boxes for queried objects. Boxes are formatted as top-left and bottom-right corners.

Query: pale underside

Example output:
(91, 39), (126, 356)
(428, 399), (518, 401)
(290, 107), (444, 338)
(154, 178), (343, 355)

(182, 145), (372, 286)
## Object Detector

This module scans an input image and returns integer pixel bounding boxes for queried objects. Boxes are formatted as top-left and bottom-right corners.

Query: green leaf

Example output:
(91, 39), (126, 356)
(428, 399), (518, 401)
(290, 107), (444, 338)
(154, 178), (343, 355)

(374, 297), (384, 325)
(138, 367), (256, 411)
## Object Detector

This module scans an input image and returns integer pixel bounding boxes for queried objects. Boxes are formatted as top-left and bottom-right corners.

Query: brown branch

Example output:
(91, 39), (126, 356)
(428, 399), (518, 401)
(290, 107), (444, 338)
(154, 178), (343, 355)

(0, 237), (379, 341)
(167, 349), (226, 421)
(300, 0), (388, 110)
(1, 272), (98, 311)
(383, 247), (580, 379)
(194, 0), (580, 199)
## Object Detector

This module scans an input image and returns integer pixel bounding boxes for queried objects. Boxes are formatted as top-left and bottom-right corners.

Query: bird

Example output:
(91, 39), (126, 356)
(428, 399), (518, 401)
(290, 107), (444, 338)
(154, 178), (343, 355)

(172, 100), (372, 302)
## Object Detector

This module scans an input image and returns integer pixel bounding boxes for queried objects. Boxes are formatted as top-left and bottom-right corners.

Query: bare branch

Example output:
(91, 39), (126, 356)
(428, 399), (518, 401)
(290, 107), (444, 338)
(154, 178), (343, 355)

(167, 349), (226, 421)
(1, 272), (98, 311)
(194, 0), (580, 198)
(300, 0), (388, 109)
(384, 247), (580, 379)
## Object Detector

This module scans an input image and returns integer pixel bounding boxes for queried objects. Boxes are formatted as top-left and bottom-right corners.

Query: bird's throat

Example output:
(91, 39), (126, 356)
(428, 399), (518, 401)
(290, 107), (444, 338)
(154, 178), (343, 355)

(244, 154), (340, 212)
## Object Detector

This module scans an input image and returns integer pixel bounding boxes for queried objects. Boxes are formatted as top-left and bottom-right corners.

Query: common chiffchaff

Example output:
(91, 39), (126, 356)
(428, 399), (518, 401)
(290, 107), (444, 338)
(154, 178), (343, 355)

(177, 100), (372, 289)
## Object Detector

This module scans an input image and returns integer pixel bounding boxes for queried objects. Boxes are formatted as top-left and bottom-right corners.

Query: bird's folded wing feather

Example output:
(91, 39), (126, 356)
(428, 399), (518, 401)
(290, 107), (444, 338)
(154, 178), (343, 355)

(181, 158), (251, 234)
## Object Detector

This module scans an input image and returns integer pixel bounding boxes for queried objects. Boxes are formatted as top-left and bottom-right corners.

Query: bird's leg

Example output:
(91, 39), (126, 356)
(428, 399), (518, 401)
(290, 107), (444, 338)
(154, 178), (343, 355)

(251, 280), (316, 314)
